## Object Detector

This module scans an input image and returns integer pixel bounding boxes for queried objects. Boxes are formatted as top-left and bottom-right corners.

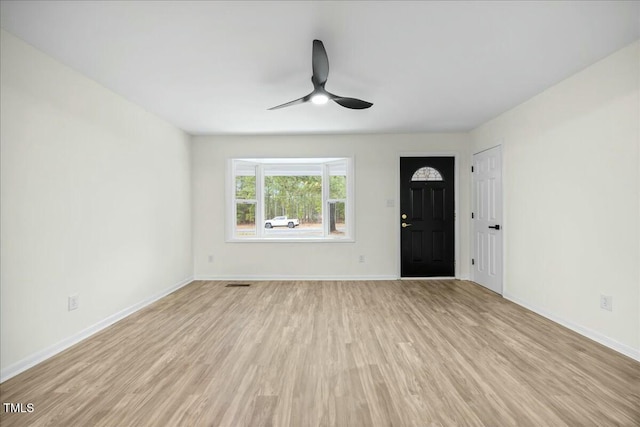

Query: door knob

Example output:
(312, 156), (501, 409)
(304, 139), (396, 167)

(402, 222), (412, 228)
(488, 224), (501, 230)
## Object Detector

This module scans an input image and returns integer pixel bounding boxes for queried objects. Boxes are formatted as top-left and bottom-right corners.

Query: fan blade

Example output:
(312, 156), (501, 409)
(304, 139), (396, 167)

(312, 40), (329, 85)
(331, 96), (373, 109)
(268, 94), (311, 110)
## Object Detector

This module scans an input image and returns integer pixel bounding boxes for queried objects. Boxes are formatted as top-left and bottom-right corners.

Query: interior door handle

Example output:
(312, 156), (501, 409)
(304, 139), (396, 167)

(488, 224), (501, 230)
(402, 223), (412, 228)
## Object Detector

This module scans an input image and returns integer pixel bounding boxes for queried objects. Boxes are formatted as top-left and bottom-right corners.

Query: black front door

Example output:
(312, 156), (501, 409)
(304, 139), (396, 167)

(400, 157), (455, 277)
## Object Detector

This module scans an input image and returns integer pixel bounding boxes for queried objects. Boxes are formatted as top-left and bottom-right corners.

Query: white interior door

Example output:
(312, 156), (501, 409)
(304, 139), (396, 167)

(472, 146), (503, 294)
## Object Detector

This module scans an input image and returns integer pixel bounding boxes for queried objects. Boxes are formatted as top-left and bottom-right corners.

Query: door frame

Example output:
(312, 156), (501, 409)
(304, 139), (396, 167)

(471, 144), (505, 294)
(397, 152), (460, 279)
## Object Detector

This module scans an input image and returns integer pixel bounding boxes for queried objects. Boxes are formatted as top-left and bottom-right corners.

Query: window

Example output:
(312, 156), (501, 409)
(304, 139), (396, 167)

(411, 166), (443, 181)
(229, 158), (353, 241)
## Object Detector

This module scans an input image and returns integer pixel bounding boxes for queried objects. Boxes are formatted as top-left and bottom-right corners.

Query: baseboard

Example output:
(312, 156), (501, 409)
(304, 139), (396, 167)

(504, 292), (640, 362)
(195, 275), (471, 282)
(195, 275), (398, 281)
(0, 276), (194, 383)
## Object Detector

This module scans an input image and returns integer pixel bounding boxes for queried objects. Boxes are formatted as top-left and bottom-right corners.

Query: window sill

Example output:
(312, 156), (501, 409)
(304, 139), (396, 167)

(226, 237), (355, 243)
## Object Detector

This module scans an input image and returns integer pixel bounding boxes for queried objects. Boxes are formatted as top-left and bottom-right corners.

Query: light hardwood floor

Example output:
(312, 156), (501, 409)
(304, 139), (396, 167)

(1, 280), (638, 426)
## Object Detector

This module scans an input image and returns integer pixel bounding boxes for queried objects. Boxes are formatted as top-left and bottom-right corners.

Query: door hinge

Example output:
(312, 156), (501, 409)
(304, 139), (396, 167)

(472, 258), (475, 265)
(471, 212), (474, 219)
(471, 166), (474, 172)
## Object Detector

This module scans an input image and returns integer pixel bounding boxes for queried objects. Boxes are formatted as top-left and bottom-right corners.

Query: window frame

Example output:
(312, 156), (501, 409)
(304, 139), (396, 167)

(227, 157), (355, 243)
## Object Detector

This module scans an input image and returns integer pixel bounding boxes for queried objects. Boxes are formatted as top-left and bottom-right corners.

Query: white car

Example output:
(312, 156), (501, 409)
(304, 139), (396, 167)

(264, 216), (299, 229)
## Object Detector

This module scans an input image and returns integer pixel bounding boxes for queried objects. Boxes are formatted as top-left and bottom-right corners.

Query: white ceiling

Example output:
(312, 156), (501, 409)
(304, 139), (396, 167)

(1, 1), (638, 135)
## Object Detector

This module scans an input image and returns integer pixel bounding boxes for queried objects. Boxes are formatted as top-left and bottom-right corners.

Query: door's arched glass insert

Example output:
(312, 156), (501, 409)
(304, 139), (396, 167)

(411, 166), (443, 181)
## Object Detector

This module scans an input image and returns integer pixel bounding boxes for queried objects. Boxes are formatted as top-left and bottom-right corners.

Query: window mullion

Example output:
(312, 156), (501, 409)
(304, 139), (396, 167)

(322, 163), (330, 237)
(256, 164), (264, 238)
(231, 160), (237, 239)
(348, 158), (353, 239)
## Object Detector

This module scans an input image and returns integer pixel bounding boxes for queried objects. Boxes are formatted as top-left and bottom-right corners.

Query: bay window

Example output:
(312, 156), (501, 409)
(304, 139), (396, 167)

(228, 158), (353, 241)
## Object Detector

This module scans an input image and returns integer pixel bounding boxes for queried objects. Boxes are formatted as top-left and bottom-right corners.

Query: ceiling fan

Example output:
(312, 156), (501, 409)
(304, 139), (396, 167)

(268, 40), (373, 110)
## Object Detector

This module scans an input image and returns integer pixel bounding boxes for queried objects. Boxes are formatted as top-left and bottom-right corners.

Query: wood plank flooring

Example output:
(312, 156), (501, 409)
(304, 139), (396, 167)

(1, 280), (638, 426)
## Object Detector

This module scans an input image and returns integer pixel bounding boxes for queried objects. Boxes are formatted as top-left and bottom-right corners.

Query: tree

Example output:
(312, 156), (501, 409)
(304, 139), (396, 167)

(264, 176), (321, 223)
(236, 173), (347, 227)
(235, 176), (256, 224)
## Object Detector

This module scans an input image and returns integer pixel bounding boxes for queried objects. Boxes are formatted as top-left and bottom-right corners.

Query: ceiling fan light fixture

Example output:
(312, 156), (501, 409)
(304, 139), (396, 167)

(311, 93), (329, 105)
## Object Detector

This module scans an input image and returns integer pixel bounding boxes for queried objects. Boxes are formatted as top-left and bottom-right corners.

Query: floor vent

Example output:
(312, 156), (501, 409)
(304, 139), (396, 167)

(225, 283), (251, 287)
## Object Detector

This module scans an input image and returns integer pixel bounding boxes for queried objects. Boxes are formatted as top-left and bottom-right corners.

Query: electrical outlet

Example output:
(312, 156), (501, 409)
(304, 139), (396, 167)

(68, 294), (79, 311)
(359, 255), (365, 263)
(600, 295), (612, 311)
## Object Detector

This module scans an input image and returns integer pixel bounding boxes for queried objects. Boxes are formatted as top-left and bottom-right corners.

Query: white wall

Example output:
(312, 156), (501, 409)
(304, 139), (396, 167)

(0, 30), (193, 378)
(471, 41), (640, 359)
(192, 133), (471, 280)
